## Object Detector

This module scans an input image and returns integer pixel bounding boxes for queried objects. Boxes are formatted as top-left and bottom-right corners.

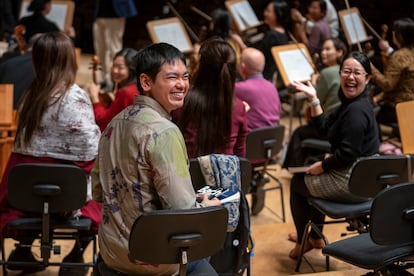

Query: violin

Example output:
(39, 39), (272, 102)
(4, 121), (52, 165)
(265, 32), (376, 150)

(380, 24), (389, 68)
(13, 25), (27, 53)
(89, 55), (114, 108)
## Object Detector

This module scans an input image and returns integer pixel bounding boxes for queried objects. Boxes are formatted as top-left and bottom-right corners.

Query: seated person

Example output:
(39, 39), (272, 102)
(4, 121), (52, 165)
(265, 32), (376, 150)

(372, 17), (414, 129)
(172, 38), (247, 159)
(18, 0), (60, 43)
(288, 51), (379, 259)
(283, 37), (347, 168)
(87, 48), (140, 131)
(235, 47), (281, 131)
(0, 32), (101, 275)
(235, 47), (282, 216)
(292, 0), (331, 57)
(93, 42), (221, 275)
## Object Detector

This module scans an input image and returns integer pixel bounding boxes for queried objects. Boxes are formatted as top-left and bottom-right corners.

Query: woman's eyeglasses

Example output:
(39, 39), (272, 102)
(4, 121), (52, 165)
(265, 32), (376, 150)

(340, 69), (367, 78)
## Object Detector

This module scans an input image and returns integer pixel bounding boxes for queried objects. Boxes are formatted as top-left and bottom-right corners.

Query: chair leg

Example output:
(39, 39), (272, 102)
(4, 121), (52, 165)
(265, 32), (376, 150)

(295, 221), (311, 272)
(264, 172), (286, 222)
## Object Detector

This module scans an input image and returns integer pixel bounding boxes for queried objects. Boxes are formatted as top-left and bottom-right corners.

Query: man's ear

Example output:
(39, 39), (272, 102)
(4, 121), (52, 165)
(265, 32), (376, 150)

(139, 74), (151, 93)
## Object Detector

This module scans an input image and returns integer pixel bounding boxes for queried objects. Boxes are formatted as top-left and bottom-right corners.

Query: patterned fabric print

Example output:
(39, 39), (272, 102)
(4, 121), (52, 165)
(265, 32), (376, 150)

(14, 84), (100, 161)
(96, 95), (195, 275)
(198, 154), (241, 231)
(305, 159), (370, 203)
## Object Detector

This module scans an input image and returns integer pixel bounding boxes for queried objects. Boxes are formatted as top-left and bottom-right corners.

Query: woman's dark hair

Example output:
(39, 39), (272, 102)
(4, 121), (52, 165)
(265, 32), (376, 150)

(16, 31), (77, 147)
(310, 0), (327, 15)
(327, 37), (348, 64)
(211, 8), (232, 39)
(272, 0), (291, 29)
(113, 48), (138, 86)
(340, 51), (372, 75)
(179, 37), (237, 156)
(28, 0), (50, 13)
(135, 42), (186, 94)
(393, 17), (414, 48)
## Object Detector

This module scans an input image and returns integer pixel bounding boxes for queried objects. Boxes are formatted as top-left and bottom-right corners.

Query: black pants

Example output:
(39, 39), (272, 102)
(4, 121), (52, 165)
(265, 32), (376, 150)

(290, 173), (325, 242)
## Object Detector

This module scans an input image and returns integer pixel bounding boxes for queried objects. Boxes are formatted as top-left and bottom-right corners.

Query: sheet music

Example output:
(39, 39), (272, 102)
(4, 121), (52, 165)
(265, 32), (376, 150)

(228, 1), (260, 31)
(342, 12), (367, 44)
(153, 22), (192, 53)
(278, 49), (314, 83)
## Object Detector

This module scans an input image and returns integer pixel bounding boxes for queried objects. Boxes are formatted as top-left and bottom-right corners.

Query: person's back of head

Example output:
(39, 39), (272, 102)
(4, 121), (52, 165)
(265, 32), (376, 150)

(28, 0), (51, 14)
(393, 17), (414, 48)
(210, 8), (232, 39)
(135, 42), (186, 95)
(272, 0), (291, 28)
(239, 47), (265, 78)
(183, 37), (237, 156)
(17, 31), (77, 147)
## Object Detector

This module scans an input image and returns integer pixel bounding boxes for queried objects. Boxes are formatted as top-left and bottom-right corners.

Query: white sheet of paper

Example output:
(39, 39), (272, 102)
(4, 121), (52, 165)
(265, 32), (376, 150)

(342, 13), (367, 44)
(228, 1), (260, 31)
(153, 22), (192, 53)
(278, 49), (314, 83)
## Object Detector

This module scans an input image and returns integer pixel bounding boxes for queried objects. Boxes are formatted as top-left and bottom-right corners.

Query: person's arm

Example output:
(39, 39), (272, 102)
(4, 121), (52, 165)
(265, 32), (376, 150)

(371, 49), (405, 92)
(232, 100), (248, 157)
(291, 80), (323, 117)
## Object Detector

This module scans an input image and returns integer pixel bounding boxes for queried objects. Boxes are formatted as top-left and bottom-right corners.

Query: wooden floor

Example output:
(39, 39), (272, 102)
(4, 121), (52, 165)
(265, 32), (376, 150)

(1, 53), (375, 275)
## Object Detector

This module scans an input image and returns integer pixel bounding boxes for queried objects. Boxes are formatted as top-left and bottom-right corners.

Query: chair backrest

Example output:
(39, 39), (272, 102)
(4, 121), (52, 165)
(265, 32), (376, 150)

(245, 125), (285, 160)
(396, 100), (414, 154)
(349, 155), (413, 198)
(8, 163), (88, 213)
(189, 156), (252, 194)
(129, 206), (228, 264)
(370, 182), (414, 245)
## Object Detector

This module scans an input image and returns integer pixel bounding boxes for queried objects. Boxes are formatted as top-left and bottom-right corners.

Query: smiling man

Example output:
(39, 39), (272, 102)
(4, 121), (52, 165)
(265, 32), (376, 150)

(93, 42), (220, 275)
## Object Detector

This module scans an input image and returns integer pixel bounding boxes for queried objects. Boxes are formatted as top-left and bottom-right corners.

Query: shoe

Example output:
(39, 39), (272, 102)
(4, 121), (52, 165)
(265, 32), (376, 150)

(288, 238), (326, 259)
(7, 247), (46, 272)
(251, 186), (265, 215)
(58, 253), (88, 276)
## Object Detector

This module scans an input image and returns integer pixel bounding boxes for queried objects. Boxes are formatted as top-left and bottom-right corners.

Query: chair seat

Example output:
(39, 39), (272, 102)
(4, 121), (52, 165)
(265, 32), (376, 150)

(322, 233), (414, 270)
(308, 198), (373, 219)
(6, 217), (92, 231)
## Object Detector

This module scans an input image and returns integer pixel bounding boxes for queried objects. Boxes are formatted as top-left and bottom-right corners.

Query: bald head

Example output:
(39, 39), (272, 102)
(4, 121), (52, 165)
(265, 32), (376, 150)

(240, 47), (265, 76)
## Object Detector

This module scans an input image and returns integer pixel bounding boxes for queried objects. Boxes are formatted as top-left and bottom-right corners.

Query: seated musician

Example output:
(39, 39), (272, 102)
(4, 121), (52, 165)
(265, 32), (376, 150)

(371, 17), (414, 133)
(0, 32), (101, 275)
(282, 37), (347, 169)
(87, 48), (140, 131)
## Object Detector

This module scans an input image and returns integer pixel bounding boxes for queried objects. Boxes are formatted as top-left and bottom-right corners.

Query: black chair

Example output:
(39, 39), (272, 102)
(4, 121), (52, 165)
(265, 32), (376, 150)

(0, 163), (97, 275)
(190, 156), (252, 276)
(295, 154), (414, 272)
(129, 206), (228, 276)
(322, 182), (414, 275)
(246, 125), (286, 220)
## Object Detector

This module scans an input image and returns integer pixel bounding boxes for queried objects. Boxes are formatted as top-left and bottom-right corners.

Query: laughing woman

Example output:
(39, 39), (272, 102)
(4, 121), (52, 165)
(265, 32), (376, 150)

(288, 51), (380, 259)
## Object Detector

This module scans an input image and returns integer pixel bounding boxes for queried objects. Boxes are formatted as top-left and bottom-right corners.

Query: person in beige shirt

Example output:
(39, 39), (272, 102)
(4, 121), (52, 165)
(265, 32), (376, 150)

(93, 42), (220, 275)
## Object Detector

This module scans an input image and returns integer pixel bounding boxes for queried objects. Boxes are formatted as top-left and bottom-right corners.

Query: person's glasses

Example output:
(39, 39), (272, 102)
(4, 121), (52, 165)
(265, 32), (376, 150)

(340, 69), (367, 78)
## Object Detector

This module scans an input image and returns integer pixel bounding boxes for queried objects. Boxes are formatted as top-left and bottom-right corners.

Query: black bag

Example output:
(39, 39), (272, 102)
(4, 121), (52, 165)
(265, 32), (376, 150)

(209, 191), (253, 275)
